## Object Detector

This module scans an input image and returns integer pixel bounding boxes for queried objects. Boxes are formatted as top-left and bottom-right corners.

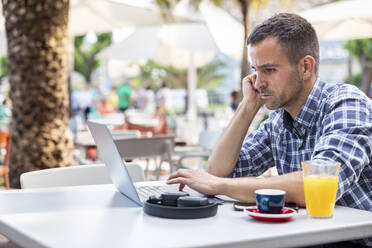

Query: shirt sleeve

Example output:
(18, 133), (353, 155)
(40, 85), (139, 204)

(312, 91), (372, 201)
(229, 118), (274, 178)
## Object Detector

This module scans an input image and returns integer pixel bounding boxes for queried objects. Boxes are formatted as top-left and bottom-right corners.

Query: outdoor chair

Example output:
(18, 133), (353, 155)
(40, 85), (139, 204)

(74, 129), (141, 161)
(20, 163), (145, 189)
(175, 130), (222, 170)
(0, 132), (10, 189)
(114, 136), (175, 180)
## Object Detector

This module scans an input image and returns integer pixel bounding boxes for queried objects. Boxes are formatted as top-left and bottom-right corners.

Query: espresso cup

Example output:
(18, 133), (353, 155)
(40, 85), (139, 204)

(255, 189), (286, 214)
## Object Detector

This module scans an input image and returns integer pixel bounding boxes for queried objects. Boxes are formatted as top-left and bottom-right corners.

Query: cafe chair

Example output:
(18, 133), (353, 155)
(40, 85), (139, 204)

(175, 130), (222, 170)
(0, 132), (10, 189)
(20, 163), (145, 189)
(74, 129), (141, 161)
(114, 136), (175, 180)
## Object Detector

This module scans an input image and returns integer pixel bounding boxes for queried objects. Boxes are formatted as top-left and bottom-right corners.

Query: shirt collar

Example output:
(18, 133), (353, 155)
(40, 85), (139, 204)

(283, 78), (323, 137)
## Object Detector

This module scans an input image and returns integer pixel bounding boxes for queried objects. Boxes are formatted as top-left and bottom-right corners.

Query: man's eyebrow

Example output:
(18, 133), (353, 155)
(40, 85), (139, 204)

(251, 63), (280, 70)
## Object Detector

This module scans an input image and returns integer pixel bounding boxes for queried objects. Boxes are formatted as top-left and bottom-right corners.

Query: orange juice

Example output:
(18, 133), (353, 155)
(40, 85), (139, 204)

(303, 175), (338, 217)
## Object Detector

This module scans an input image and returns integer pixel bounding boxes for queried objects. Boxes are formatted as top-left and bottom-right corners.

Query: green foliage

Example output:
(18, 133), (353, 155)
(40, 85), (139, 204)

(344, 39), (372, 95)
(154, 0), (177, 22)
(344, 39), (372, 61)
(154, 0), (227, 22)
(74, 32), (112, 83)
(0, 56), (8, 80)
(344, 72), (361, 88)
(135, 59), (226, 89)
(136, 60), (175, 88)
(198, 61), (226, 88)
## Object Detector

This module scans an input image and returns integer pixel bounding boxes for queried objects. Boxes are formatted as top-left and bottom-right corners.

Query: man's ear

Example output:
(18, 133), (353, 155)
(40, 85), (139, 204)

(301, 56), (315, 81)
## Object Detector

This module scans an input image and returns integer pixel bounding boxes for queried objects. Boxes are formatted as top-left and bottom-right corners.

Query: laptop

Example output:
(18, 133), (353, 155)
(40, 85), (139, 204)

(87, 121), (198, 206)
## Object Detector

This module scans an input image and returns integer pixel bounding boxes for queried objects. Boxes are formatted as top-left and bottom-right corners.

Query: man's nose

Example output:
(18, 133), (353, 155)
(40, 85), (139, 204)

(254, 73), (267, 90)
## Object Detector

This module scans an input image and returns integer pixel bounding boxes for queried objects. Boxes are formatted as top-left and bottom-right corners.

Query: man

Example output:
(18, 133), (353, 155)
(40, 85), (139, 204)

(167, 13), (372, 247)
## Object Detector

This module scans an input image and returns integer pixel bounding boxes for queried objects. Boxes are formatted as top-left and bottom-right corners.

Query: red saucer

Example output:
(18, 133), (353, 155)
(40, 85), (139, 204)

(244, 206), (296, 222)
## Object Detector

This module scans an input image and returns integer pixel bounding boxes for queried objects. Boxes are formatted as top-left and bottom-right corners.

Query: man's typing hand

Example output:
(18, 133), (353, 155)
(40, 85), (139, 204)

(166, 169), (225, 196)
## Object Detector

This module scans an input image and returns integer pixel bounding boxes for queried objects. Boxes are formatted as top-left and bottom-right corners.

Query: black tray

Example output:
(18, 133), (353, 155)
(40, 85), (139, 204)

(143, 199), (218, 219)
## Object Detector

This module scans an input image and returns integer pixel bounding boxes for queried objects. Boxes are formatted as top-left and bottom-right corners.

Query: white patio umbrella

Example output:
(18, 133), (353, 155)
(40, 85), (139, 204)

(174, 0), (244, 60)
(298, 0), (372, 41)
(69, 0), (193, 36)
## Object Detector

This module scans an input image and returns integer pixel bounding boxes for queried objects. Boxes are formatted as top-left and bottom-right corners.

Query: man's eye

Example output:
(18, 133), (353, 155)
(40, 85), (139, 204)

(265, 68), (275, 73)
(251, 67), (256, 73)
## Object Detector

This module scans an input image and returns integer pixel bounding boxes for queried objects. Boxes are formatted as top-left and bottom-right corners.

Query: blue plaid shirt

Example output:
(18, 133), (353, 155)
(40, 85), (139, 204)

(231, 79), (372, 246)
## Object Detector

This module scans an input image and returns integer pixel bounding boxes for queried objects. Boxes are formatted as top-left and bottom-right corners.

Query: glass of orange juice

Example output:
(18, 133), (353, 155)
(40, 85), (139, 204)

(302, 160), (340, 218)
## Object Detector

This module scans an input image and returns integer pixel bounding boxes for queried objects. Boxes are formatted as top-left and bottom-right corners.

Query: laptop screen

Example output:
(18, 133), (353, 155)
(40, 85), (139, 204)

(87, 121), (142, 206)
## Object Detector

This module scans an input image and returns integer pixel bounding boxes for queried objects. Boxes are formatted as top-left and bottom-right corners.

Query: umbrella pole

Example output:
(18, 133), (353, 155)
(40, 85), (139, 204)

(187, 52), (197, 121)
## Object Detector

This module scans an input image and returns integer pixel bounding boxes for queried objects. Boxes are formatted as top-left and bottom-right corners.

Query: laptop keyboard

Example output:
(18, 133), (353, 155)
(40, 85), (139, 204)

(137, 185), (179, 202)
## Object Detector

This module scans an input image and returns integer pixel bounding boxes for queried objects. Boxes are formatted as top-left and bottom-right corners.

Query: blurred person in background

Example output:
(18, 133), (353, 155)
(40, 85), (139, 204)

(76, 84), (95, 121)
(156, 81), (171, 114)
(117, 81), (132, 112)
(107, 85), (118, 110)
(0, 96), (11, 131)
(144, 85), (155, 114)
(97, 96), (117, 115)
(230, 90), (239, 111)
(136, 84), (147, 111)
(71, 86), (81, 116)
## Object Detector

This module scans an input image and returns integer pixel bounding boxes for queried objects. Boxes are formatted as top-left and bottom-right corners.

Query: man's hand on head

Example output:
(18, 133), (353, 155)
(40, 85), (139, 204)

(242, 74), (264, 110)
(166, 169), (225, 196)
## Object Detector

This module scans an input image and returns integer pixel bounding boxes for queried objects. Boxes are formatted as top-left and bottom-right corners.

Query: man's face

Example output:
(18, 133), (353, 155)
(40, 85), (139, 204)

(248, 36), (303, 111)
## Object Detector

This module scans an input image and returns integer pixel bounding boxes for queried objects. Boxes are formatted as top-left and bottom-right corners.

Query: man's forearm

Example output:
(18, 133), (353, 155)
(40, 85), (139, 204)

(206, 99), (261, 177)
(216, 171), (306, 206)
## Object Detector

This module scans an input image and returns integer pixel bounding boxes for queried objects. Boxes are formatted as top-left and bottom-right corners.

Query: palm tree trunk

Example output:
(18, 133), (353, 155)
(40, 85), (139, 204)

(240, 0), (251, 80)
(237, 0), (251, 101)
(2, 0), (74, 188)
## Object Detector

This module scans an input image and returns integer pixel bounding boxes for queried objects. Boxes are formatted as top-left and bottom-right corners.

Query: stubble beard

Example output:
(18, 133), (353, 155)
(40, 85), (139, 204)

(265, 70), (303, 110)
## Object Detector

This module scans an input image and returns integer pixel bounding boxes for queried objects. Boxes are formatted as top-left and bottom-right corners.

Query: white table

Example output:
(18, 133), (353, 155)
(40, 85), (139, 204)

(88, 113), (125, 128)
(1, 183), (372, 248)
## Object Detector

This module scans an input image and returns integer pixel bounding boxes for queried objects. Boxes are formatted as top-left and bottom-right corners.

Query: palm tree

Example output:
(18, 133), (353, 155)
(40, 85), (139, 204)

(136, 59), (225, 89)
(74, 32), (113, 84)
(2, 0), (74, 187)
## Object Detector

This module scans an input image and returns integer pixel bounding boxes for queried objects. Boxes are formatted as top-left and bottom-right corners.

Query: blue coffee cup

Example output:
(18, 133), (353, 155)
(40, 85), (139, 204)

(255, 189), (286, 214)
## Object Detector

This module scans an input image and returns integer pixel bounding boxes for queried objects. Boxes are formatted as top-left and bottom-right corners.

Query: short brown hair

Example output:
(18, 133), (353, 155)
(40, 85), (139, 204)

(247, 13), (319, 75)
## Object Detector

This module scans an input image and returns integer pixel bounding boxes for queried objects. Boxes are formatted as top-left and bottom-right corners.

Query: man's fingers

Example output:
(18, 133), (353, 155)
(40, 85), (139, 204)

(251, 74), (259, 92)
(167, 169), (192, 180)
(167, 172), (177, 180)
(243, 73), (256, 83)
(242, 75), (252, 85)
(166, 178), (185, 191)
(166, 177), (187, 185)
